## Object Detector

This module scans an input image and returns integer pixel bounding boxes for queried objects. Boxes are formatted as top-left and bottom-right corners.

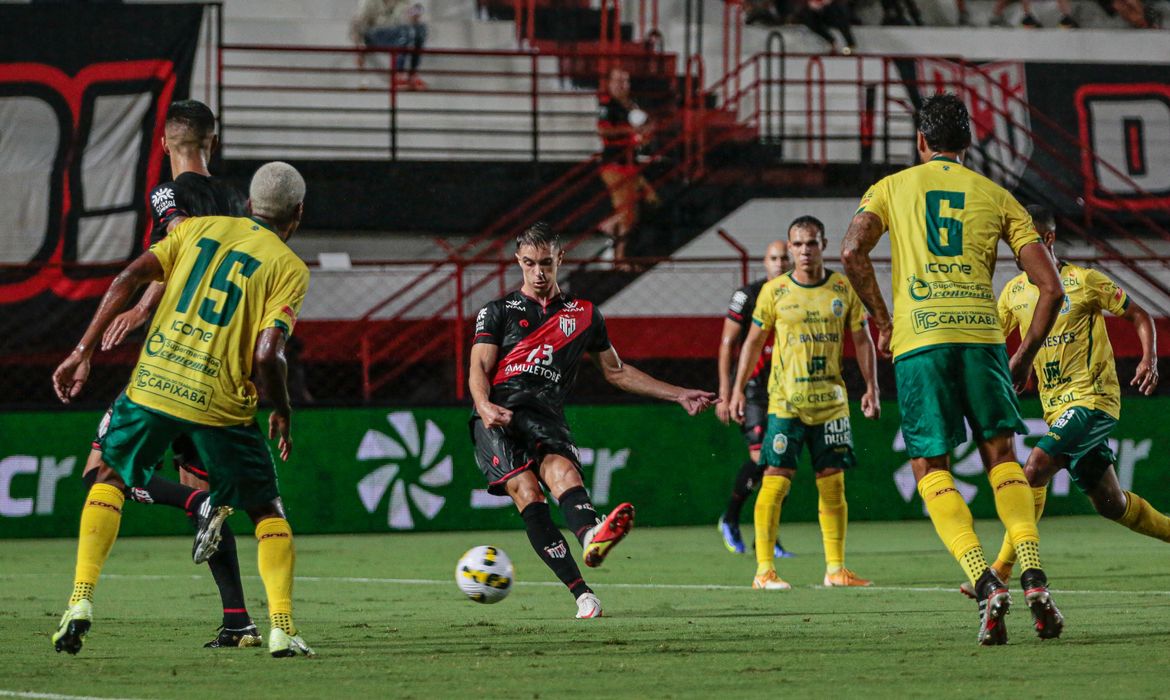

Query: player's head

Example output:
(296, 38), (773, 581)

(607, 67), (630, 99)
(916, 93), (971, 160)
(515, 221), (563, 298)
(1027, 204), (1057, 249)
(787, 215), (826, 274)
(163, 99), (218, 159)
(763, 240), (790, 280)
(247, 161), (305, 239)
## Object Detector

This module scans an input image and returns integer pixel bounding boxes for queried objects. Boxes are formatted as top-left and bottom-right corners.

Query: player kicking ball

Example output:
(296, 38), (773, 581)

(468, 222), (717, 619)
(957, 206), (1166, 611)
(729, 216), (879, 590)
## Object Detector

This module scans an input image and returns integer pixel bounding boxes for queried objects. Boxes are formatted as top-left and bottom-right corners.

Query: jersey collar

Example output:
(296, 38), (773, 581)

(930, 155), (961, 164)
(249, 216), (280, 235)
(788, 269), (831, 288)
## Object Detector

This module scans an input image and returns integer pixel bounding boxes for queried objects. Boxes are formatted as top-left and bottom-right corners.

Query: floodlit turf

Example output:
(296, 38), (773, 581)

(3, 515), (1170, 699)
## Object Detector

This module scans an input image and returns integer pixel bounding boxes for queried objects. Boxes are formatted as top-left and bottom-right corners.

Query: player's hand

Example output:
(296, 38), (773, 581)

(715, 396), (732, 425)
(861, 389), (880, 420)
(52, 350), (91, 404)
(1008, 351), (1032, 393)
(676, 389), (719, 416)
(268, 411), (292, 461)
(728, 390), (747, 424)
(876, 323), (893, 359)
(478, 402), (513, 429)
(1132, 358), (1159, 395)
(102, 306), (150, 350)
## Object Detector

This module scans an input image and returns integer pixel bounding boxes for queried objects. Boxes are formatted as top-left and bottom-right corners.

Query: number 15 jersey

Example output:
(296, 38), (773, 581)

(856, 157), (1040, 360)
(127, 216), (310, 426)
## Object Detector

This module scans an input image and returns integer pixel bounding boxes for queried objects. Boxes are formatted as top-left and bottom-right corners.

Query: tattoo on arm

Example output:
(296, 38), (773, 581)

(841, 213), (891, 328)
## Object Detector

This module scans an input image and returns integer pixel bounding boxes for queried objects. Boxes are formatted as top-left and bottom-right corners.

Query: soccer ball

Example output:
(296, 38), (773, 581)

(455, 545), (514, 604)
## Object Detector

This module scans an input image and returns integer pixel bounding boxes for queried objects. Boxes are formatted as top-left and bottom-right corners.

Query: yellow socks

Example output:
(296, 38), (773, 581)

(995, 486), (1047, 568)
(754, 475), (791, 576)
(1116, 491), (1170, 542)
(989, 462), (1043, 572)
(816, 472), (847, 573)
(70, 483), (125, 606)
(256, 517), (297, 634)
(918, 470), (987, 586)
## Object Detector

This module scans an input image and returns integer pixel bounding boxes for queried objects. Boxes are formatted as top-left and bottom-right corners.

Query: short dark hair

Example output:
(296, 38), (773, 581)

(165, 100), (216, 140)
(1026, 204), (1056, 235)
(788, 215), (826, 241)
(516, 221), (560, 251)
(917, 94), (971, 153)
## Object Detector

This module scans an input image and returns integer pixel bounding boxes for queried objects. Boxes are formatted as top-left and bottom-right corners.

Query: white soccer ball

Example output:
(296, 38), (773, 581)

(628, 108), (649, 128)
(456, 545), (514, 604)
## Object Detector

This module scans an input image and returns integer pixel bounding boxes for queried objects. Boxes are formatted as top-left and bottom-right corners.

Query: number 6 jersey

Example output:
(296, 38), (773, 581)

(855, 156), (1040, 360)
(126, 216), (310, 426)
(473, 291), (612, 416)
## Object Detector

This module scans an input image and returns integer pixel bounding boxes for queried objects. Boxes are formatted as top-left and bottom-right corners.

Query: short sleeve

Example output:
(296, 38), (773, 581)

(997, 283), (1019, 336)
(261, 261), (310, 337)
(148, 218), (192, 281)
(597, 97), (620, 127)
(1085, 269), (1129, 315)
(727, 287), (750, 323)
(147, 183), (189, 245)
(751, 281), (774, 330)
(587, 304), (612, 353)
(1001, 192), (1042, 257)
(855, 178), (889, 230)
(472, 302), (504, 345)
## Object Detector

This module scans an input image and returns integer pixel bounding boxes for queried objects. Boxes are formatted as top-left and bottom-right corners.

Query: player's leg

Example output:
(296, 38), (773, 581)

(898, 347), (1008, 644)
(55, 395), (178, 654)
(175, 439), (258, 647)
(191, 422), (312, 658)
(1072, 440), (1170, 541)
(720, 399), (767, 554)
(809, 416), (869, 587)
(751, 416), (799, 589)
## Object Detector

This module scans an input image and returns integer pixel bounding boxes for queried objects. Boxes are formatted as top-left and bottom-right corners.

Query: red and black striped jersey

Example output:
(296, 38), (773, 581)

(147, 171), (246, 246)
(727, 278), (772, 387)
(473, 291), (611, 415)
(597, 93), (638, 163)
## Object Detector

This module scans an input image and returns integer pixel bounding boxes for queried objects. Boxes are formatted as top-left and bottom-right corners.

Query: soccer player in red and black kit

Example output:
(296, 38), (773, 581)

(716, 240), (792, 555)
(81, 100), (259, 648)
(469, 222), (717, 619)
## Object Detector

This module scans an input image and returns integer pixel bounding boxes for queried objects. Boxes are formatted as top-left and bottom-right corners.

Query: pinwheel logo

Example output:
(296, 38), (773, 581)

(356, 412), (453, 529)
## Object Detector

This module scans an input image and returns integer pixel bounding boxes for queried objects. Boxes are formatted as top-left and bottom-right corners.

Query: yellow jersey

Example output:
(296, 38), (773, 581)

(856, 157), (1040, 359)
(998, 263), (1129, 424)
(752, 270), (867, 425)
(126, 216), (310, 426)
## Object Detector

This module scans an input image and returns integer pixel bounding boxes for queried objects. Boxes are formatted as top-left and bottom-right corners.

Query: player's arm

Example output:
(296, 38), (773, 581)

(1123, 300), (1159, 395)
(52, 251), (164, 403)
(594, 346), (717, 416)
(255, 327), (293, 461)
(469, 343), (512, 428)
(852, 324), (880, 420)
(1011, 243), (1063, 391)
(103, 213), (190, 348)
(729, 323), (768, 424)
(841, 212), (892, 357)
(716, 317), (742, 425)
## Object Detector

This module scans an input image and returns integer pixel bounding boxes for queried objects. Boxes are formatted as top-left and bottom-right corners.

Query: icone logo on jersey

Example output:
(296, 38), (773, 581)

(356, 412), (452, 530)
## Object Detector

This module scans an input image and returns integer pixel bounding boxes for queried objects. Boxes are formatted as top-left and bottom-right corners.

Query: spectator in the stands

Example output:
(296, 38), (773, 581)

(989, 0), (1078, 27)
(351, 0), (429, 90)
(1101, 0), (1163, 27)
(597, 67), (658, 268)
(880, 0), (923, 25)
(799, 0), (857, 55)
(955, 0), (972, 25)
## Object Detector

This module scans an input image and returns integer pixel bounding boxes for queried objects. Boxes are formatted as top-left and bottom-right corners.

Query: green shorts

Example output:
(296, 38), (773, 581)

(760, 415), (856, 472)
(100, 394), (279, 509)
(894, 344), (1026, 459)
(1036, 406), (1117, 492)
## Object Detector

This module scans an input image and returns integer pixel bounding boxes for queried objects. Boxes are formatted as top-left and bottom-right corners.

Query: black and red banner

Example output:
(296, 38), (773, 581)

(0, 4), (203, 351)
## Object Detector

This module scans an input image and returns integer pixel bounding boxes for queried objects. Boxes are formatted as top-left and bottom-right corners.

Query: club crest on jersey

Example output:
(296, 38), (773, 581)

(831, 299), (845, 317)
(559, 315), (576, 337)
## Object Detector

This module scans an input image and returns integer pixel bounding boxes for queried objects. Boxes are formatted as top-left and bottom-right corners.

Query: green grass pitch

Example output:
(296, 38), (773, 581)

(2, 515), (1169, 699)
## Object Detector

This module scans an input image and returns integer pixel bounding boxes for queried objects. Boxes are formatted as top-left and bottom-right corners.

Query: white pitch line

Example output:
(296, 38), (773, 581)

(4, 572), (1168, 597)
(0, 691), (145, 700)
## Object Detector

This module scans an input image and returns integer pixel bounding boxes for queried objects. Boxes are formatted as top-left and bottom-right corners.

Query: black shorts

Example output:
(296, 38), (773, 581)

(741, 381), (768, 451)
(469, 408), (582, 496)
(92, 398), (207, 479)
